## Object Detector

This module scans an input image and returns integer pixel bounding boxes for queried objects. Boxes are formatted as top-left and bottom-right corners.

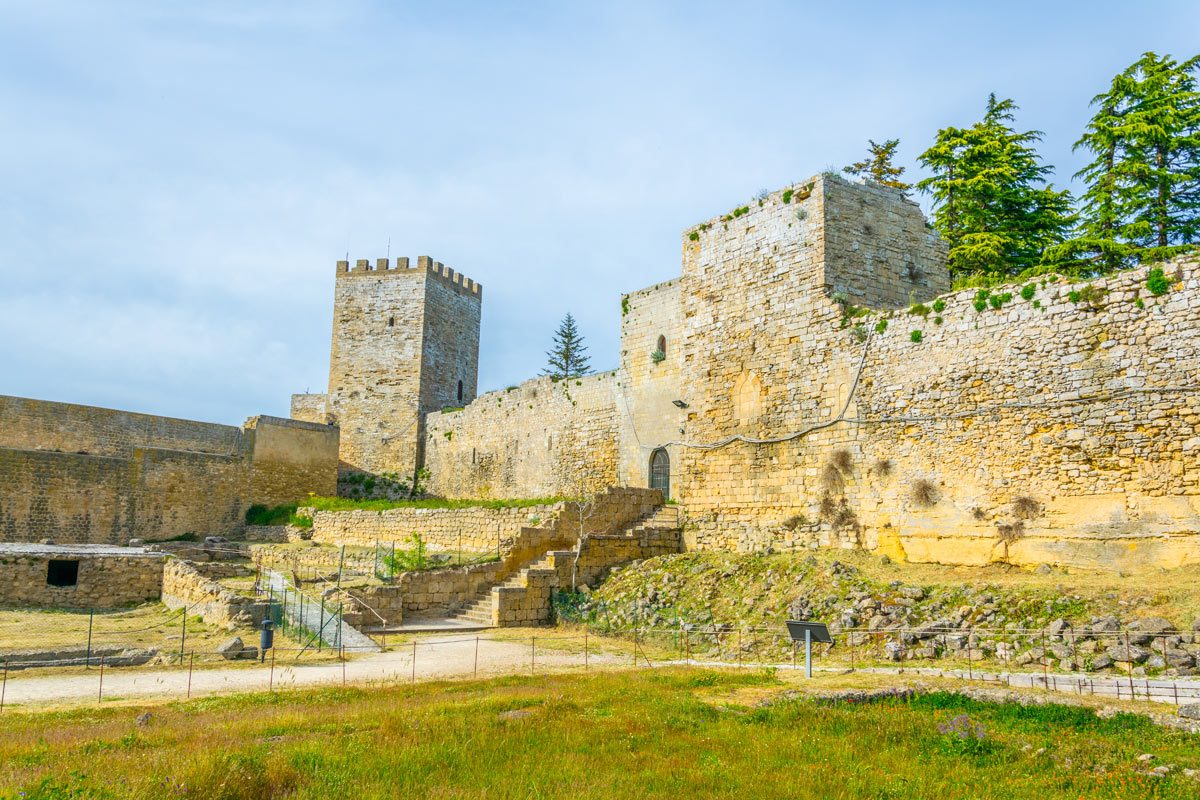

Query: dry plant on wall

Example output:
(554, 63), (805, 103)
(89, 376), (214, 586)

(1012, 495), (1041, 519)
(910, 478), (939, 508)
(971, 506), (988, 521)
(818, 493), (838, 520)
(872, 458), (893, 478)
(830, 449), (853, 473)
(819, 464), (844, 494)
(995, 520), (1026, 562)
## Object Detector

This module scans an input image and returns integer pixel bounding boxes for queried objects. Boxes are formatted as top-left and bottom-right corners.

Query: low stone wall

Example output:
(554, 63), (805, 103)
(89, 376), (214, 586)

(160, 559), (268, 627)
(245, 544), (376, 576)
(0, 545), (164, 609)
(305, 502), (565, 552)
(307, 487), (662, 556)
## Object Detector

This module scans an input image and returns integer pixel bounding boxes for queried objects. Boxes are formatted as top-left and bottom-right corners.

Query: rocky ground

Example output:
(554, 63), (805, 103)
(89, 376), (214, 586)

(573, 550), (1200, 676)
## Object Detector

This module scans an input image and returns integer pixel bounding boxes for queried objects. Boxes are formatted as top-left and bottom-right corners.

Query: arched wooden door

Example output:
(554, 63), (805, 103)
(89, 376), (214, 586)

(649, 448), (670, 498)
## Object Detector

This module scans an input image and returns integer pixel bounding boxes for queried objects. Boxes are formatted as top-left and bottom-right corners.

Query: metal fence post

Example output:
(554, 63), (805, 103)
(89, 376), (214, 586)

(1126, 631), (1135, 700)
(1, 659), (7, 713)
(85, 608), (94, 669)
(97, 655), (105, 703)
(180, 607), (187, 663)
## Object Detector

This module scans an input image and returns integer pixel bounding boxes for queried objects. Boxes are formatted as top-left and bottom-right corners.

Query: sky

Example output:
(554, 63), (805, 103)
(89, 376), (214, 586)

(2, 1), (1198, 426)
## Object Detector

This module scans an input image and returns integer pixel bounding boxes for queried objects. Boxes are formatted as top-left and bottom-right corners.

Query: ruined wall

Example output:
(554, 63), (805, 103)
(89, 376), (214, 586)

(312, 256), (482, 477)
(0, 546), (165, 608)
(161, 559), (268, 626)
(423, 373), (621, 499)
(0, 400), (338, 544)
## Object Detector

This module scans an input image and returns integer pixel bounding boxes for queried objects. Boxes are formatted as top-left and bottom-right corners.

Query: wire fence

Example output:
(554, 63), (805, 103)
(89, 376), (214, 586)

(4, 623), (1200, 715)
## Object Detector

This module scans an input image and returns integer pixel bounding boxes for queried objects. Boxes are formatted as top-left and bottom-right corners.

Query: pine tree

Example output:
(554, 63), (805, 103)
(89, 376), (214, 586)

(543, 313), (591, 379)
(843, 138), (911, 195)
(918, 95), (1073, 280)
(1053, 52), (1200, 271)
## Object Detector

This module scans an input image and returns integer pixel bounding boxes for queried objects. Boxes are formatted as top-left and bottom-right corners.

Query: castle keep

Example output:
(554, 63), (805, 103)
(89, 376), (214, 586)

(291, 255), (482, 477)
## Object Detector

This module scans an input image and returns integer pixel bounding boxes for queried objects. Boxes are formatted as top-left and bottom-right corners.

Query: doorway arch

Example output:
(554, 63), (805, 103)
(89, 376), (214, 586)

(649, 448), (670, 498)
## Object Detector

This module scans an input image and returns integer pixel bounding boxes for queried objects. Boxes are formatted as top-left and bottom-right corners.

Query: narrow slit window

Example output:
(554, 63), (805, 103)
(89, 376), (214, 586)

(657, 335), (667, 355)
(387, 316), (395, 327)
(457, 380), (464, 403)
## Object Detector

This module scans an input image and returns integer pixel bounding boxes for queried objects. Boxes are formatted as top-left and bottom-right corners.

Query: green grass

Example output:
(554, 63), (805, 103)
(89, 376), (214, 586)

(306, 495), (569, 512)
(1, 670), (1195, 798)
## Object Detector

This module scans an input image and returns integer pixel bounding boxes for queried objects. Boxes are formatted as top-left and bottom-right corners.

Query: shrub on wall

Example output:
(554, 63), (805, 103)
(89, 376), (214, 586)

(910, 330), (923, 343)
(1147, 267), (1171, 296)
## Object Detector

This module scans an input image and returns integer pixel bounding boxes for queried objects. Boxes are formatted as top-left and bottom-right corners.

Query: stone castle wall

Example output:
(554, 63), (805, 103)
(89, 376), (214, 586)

(423, 373), (621, 499)
(679, 253), (1200, 573)
(410, 172), (1200, 572)
(0, 398), (338, 544)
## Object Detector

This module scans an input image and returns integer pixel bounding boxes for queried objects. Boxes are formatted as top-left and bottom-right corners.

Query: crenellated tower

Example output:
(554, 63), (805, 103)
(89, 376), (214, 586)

(291, 255), (482, 478)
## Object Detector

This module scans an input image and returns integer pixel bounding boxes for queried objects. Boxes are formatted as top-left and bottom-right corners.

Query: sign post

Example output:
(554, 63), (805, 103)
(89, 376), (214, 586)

(785, 621), (833, 679)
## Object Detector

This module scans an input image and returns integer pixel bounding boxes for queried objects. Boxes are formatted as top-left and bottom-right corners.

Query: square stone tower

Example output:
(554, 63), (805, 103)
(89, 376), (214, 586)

(291, 256), (482, 478)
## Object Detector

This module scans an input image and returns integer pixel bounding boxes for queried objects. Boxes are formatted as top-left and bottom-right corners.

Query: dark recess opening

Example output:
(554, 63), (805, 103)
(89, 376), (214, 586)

(388, 316), (395, 327)
(47, 559), (79, 587)
(457, 380), (464, 402)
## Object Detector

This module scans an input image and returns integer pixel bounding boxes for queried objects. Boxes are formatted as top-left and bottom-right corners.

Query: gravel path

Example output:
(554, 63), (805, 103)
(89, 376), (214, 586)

(0, 634), (624, 709)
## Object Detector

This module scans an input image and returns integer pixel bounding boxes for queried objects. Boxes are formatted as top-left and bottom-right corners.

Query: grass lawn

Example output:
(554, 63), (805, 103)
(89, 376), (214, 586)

(0, 604), (256, 656)
(1, 669), (1197, 799)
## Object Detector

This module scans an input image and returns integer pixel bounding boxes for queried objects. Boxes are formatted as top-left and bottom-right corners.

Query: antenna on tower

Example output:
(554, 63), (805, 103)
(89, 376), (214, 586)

(387, 236), (391, 260)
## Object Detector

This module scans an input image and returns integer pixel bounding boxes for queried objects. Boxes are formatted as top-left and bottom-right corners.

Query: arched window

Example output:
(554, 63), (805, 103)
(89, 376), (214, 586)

(457, 380), (464, 403)
(649, 448), (670, 498)
(387, 316), (395, 327)
(657, 334), (667, 355)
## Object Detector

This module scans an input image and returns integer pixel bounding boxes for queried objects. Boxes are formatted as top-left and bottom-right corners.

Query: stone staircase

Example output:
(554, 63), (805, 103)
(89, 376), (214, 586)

(451, 503), (682, 627)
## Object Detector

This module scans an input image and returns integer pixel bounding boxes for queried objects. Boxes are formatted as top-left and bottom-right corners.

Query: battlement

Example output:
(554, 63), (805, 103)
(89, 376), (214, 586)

(335, 255), (482, 297)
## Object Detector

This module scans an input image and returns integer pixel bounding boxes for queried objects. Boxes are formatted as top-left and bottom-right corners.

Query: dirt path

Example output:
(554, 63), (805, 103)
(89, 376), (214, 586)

(0, 633), (628, 709)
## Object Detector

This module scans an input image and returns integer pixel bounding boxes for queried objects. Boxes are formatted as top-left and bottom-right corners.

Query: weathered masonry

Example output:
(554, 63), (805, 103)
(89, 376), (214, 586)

(291, 256), (482, 478)
(0, 543), (166, 608)
(408, 173), (1200, 572)
(0, 396), (339, 544)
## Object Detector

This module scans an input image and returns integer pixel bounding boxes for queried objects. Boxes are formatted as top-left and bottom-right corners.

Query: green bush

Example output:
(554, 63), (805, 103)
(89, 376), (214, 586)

(931, 298), (946, 313)
(910, 330), (923, 343)
(934, 316), (943, 325)
(687, 231), (699, 242)
(874, 318), (888, 334)
(288, 512), (313, 529)
(908, 303), (930, 317)
(1020, 283), (1036, 301)
(1146, 267), (1170, 296)
(245, 504), (297, 526)
(781, 188), (794, 204)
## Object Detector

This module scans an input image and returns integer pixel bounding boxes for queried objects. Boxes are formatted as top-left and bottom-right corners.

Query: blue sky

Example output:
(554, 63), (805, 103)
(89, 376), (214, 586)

(2, 1), (1197, 425)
